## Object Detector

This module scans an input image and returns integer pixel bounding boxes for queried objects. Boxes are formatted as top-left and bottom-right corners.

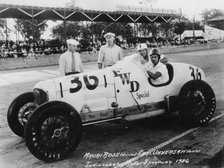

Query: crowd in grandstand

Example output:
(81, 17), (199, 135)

(0, 36), (222, 59)
(0, 39), (67, 58)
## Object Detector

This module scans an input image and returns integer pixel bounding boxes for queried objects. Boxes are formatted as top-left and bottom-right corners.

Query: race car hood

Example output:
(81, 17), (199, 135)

(33, 80), (57, 101)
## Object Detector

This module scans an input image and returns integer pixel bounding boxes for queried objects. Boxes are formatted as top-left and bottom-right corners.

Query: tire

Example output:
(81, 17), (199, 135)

(178, 80), (216, 126)
(24, 101), (82, 162)
(7, 92), (37, 137)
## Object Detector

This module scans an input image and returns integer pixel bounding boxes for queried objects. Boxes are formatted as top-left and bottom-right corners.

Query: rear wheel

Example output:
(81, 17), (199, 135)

(7, 92), (37, 137)
(178, 80), (216, 126)
(24, 102), (82, 162)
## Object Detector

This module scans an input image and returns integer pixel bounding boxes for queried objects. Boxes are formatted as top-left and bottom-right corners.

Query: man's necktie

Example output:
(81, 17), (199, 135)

(71, 52), (76, 72)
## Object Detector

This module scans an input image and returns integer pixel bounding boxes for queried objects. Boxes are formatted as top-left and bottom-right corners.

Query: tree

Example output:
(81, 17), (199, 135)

(88, 22), (106, 39)
(159, 22), (174, 40)
(105, 22), (133, 39)
(184, 20), (203, 30)
(173, 21), (185, 35)
(52, 21), (134, 43)
(15, 19), (47, 41)
(139, 22), (158, 38)
(201, 9), (224, 22)
(201, 9), (224, 30)
(52, 21), (82, 39)
(0, 19), (11, 40)
(0, 19), (5, 28)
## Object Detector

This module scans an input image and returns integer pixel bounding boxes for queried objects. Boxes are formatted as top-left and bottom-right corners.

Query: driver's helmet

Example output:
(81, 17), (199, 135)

(150, 48), (161, 59)
(137, 43), (147, 51)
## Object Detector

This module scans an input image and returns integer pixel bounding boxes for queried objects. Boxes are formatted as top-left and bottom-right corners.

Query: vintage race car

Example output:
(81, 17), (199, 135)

(7, 54), (216, 162)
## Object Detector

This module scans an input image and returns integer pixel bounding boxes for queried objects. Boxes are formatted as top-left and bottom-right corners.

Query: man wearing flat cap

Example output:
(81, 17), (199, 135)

(59, 39), (83, 76)
(97, 32), (123, 69)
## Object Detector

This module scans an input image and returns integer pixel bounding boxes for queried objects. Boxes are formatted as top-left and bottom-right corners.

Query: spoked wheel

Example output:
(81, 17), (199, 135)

(7, 92), (37, 137)
(178, 80), (216, 126)
(24, 102), (82, 162)
(18, 102), (36, 125)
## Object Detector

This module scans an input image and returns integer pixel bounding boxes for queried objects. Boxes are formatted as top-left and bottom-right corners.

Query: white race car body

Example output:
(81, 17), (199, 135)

(33, 54), (205, 123)
(8, 54), (214, 162)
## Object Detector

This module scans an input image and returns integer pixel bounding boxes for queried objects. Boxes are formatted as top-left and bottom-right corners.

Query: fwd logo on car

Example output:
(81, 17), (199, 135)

(113, 70), (140, 92)
(113, 71), (131, 85)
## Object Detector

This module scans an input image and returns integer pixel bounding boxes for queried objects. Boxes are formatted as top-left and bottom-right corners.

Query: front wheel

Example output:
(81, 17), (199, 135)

(7, 92), (37, 137)
(178, 80), (216, 126)
(24, 101), (82, 162)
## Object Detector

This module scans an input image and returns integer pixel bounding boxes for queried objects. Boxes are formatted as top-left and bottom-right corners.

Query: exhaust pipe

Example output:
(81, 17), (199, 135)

(125, 109), (166, 121)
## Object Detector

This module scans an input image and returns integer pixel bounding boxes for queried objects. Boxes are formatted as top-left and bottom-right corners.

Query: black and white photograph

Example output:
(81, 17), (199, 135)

(0, 0), (224, 167)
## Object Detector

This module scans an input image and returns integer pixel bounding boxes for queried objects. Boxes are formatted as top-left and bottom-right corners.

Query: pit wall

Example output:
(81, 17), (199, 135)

(0, 43), (224, 71)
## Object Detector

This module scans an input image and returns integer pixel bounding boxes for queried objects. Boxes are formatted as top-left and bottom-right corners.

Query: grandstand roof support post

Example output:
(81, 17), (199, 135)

(89, 13), (94, 43)
(5, 18), (8, 42)
(140, 23), (142, 38)
(31, 7), (34, 43)
(31, 7), (37, 58)
(63, 8), (67, 43)
(193, 16), (196, 45)
(63, 19), (67, 43)
(31, 18), (34, 41)
(114, 22), (117, 35)
(143, 23), (146, 38)
(85, 20), (88, 38)
(90, 20), (93, 43)
(136, 23), (139, 39)
(134, 22), (136, 38)
(15, 19), (18, 43)
(179, 9), (182, 43)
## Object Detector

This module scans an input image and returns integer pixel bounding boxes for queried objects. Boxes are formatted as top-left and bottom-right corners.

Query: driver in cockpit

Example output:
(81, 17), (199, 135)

(137, 44), (168, 84)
